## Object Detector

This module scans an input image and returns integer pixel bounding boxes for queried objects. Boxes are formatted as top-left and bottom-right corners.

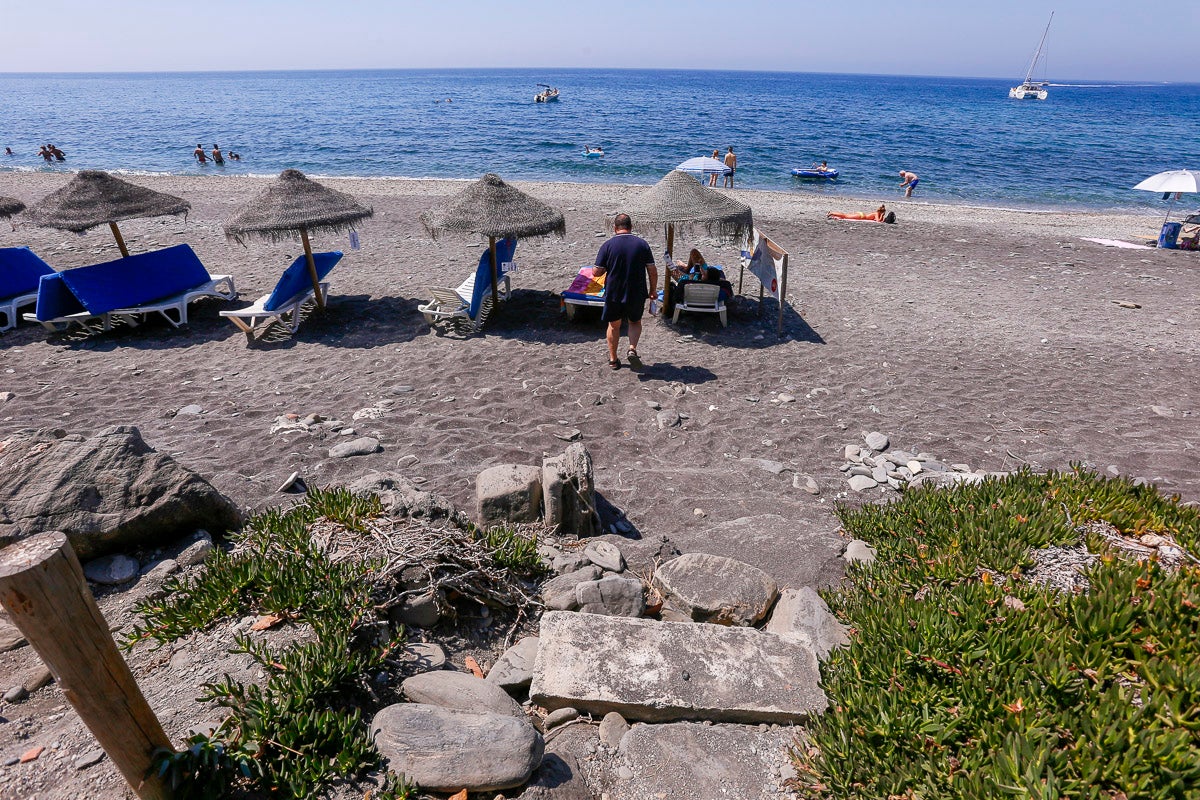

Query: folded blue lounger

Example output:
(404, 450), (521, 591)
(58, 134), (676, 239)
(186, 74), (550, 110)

(0, 247), (55, 332)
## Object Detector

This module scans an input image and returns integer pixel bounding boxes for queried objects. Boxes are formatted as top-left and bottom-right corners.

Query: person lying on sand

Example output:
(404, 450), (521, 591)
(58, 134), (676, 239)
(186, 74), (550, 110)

(827, 204), (896, 223)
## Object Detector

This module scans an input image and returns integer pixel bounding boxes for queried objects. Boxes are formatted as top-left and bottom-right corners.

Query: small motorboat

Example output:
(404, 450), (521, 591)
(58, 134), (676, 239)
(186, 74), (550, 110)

(535, 84), (560, 103)
(583, 146), (604, 158)
(791, 166), (839, 180)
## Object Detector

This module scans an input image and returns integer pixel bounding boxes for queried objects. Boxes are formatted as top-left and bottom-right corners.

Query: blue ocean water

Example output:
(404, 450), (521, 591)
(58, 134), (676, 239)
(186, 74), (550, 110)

(1, 69), (1198, 212)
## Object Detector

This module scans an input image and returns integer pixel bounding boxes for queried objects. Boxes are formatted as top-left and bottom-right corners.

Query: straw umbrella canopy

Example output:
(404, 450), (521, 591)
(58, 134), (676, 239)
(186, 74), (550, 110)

(420, 173), (566, 307)
(625, 170), (753, 311)
(23, 170), (190, 257)
(225, 169), (374, 309)
(0, 196), (24, 231)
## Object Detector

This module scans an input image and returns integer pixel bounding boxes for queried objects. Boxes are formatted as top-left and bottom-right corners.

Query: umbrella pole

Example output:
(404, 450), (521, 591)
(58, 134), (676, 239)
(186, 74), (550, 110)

(300, 227), (326, 310)
(663, 223), (675, 316)
(489, 236), (500, 310)
(109, 222), (130, 258)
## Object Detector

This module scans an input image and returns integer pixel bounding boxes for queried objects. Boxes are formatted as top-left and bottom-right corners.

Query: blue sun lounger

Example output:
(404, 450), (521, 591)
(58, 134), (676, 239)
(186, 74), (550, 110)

(0, 247), (55, 333)
(418, 238), (517, 332)
(220, 251), (342, 339)
(26, 244), (236, 332)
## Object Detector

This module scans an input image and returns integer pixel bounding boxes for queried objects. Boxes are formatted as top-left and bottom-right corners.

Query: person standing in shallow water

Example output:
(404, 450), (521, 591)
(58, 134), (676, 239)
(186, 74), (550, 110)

(194, 144), (208, 164)
(211, 144), (224, 165)
(723, 146), (737, 188)
(899, 170), (919, 198)
(708, 149), (720, 187)
(593, 213), (658, 371)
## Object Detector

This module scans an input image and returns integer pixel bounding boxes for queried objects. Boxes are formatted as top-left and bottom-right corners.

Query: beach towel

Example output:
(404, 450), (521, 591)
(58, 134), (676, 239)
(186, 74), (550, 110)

(563, 266), (606, 302)
(1080, 238), (1155, 250)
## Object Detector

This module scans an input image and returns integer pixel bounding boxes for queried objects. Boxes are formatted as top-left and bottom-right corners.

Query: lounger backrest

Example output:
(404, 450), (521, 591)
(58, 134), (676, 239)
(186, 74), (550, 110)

(0, 247), (55, 300)
(35, 272), (88, 321)
(58, 244), (211, 314)
(682, 282), (721, 308)
(467, 237), (517, 319)
(263, 251), (343, 312)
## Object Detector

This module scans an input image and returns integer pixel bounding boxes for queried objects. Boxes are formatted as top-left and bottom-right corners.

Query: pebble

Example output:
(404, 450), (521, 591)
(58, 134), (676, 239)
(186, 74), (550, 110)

(544, 707), (579, 728)
(871, 466), (888, 483)
(175, 404), (203, 416)
(83, 554), (140, 585)
(776, 393), (796, 403)
(0, 391), (15, 402)
(584, 541), (625, 573)
(656, 410), (682, 430)
(863, 431), (889, 451)
(645, 400), (662, 410)
(74, 749), (105, 770)
(843, 539), (878, 565)
(906, 460), (923, 474)
(847, 475), (878, 492)
(329, 436), (382, 458)
(848, 465), (872, 477)
(793, 474), (820, 495)
(277, 471), (307, 493)
(177, 531), (213, 566)
(3, 685), (28, 703)
(693, 508), (706, 517)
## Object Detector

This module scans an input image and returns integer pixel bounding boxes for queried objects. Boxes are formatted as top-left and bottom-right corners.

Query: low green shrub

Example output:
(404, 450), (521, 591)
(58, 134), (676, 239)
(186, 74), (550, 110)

(798, 467), (1200, 799)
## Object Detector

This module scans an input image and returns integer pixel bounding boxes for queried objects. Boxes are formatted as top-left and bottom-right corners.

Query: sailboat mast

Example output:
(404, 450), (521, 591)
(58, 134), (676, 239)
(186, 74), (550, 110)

(1024, 12), (1054, 83)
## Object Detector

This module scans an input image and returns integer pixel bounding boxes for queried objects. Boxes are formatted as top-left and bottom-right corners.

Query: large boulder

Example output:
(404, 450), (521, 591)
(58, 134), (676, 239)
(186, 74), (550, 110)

(372, 703), (544, 792)
(541, 444), (599, 537)
(653, 553), (779, 626)
(0, 426), (241, 559)
(529, 611), (825, 724)
(401, 670), (525, 718)
(477, 464), (543, 526)
(692, 515), (847, 588)
(346, 472), (464, 523)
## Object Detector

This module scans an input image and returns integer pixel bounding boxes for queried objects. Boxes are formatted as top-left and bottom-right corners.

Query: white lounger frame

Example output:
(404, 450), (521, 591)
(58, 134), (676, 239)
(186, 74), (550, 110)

(0, 292), (38, 333)
(672, 282), (727, 327)
(220, 281), (328, 340)
(25, 275), (236, 333)
(419, 269), (512, 332)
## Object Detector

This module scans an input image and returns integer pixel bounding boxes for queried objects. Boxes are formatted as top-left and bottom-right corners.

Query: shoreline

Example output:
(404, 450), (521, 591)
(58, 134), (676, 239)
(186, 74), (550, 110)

(0, 171), (1172, 243)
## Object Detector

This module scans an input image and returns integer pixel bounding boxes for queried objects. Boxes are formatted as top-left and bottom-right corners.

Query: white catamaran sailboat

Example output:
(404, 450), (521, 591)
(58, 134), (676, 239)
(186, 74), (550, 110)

(1009, 12), (1054, 100)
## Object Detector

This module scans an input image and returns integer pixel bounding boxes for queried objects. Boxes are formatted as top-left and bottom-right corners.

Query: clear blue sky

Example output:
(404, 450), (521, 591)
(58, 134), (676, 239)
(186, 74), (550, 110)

(1, 0), (1196, 81)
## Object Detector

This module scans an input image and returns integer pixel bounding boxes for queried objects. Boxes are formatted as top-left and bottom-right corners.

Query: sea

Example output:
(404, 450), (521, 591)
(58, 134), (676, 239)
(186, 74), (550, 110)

(1, 69), (1198, 213)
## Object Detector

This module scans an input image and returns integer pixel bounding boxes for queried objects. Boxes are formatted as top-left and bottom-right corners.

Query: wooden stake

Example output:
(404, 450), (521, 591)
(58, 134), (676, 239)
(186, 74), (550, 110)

(488, 235), (499, 310)
(0, 533), (173, 800)
(663, 223), (675, 316)
(109, 222), (130, 258)
(300, 227), (325, 310)
(778, 252), (789, 336)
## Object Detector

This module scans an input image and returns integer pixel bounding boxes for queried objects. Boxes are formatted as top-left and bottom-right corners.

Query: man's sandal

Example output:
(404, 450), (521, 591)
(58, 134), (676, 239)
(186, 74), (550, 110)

(609, 358), (621, 370)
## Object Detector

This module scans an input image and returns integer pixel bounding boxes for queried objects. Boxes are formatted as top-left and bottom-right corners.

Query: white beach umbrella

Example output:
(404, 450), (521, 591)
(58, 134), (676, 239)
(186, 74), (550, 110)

(676, 156), (731, 176)
(1132, 169), (1200, 223)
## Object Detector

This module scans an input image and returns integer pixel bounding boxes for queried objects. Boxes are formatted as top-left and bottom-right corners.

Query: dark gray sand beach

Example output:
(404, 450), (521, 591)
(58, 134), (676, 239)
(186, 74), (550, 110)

(1, 172), (1198, 798)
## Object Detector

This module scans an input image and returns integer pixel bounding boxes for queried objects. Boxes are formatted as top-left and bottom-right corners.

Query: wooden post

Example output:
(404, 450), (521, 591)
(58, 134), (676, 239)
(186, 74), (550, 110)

(488, 235), (500, 310)
(0, 533), (173, 800)
(300, 227), (325, 309)
(662, 223), (675, 317)
(777, 252), (789, 336)
(109, 222), (130, 258)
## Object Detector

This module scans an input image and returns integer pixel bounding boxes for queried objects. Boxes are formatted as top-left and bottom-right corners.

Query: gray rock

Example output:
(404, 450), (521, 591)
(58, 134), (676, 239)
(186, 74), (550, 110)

(73, 749), (104, 770)
(654, 553), (778, 626)
(614, 722), (795, 800)
(698, 515), (846, 589)
(530, 611), (825, 724)
(764, 587), (850, 660)
(741, 458), (787, 475)
(793, 474), (820, 495)
(848, 465), (872, 477)
(514, 725), (595, 800)
(393, 590), (443, 628)
(477, 464), (543, 526)
(863, 431), (889, 451)
(544, 707), (579, 728)
(0, 426), (241, 559)
(843, 540), (877, 566)
(843, 444), (860, 461)
(542, 566), (602, 611)
(598, 711), (630, 747)
(176, 404), (203, 416)
(656, 410), (682, 430)
(576, 576), (645, 617)
(871, 466), (888, 484)
(0, 622), (27, 653)
(908, 471), (991, 490)
(176, 530), (213, 566)
(402, 670), (525, 718)
(920, 460), (953, 473)
(551, 551), (593, 575)
(487, 636), (540, 692)
(347, 472), (462, 522)
(889, 450), (916, 463)
(400, 642), (447, 673)
(847, 475), (878, 492)
(328, 436), (381, 458)
(372, 703), (544, 792)
(584, 540), (625, 572)
(542, 444), (599, 537)
(83, 554), (139, 585)
(3, 685), (28, 703)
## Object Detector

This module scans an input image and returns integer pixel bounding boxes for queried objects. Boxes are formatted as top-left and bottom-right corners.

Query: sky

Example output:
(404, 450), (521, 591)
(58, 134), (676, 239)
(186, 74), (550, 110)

(0, 0), (1197, 81)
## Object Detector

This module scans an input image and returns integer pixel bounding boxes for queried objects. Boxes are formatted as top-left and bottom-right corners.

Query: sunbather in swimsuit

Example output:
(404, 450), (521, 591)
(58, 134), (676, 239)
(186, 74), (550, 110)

(828, 205), (888, 222)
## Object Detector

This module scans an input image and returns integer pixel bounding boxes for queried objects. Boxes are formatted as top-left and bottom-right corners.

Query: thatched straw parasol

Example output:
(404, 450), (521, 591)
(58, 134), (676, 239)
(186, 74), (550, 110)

(225, 169), (373, 310)
(625, 170), (753, 313)
(0, 196), (25, 231)
(23, 170), (190, 257)
(420, 173), (565, 307)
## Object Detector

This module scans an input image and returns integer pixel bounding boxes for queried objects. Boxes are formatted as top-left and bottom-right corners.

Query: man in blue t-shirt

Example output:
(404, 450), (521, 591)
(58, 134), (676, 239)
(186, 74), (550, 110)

(593, 213), (658, 371)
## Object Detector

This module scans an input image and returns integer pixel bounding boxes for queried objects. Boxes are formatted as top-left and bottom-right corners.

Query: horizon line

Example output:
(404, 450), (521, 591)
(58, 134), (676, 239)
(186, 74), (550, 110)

(0, 65), (1190, 86)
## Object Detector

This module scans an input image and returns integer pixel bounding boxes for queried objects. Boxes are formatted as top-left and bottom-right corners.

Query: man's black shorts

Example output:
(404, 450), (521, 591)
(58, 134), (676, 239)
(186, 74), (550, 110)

(601, 298), (645, 323)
